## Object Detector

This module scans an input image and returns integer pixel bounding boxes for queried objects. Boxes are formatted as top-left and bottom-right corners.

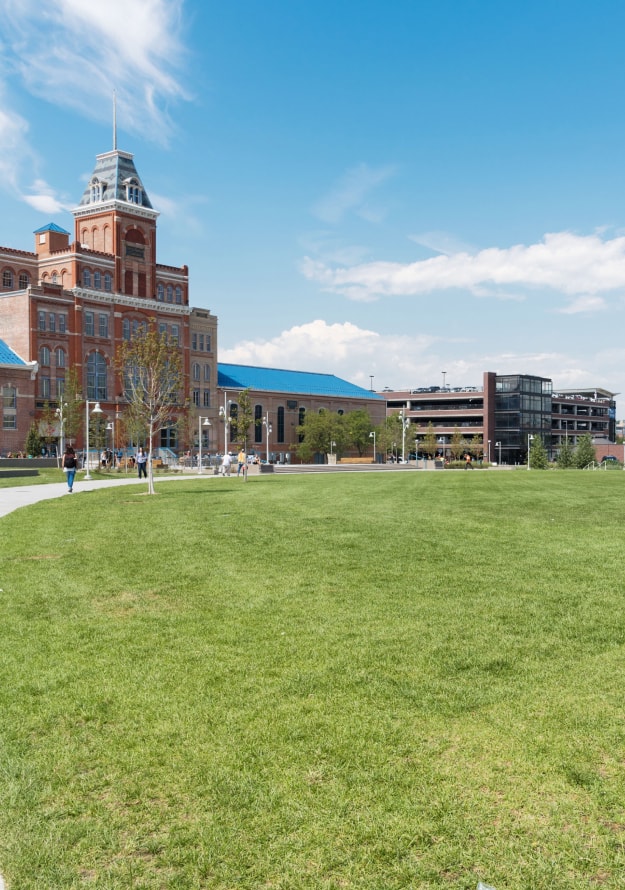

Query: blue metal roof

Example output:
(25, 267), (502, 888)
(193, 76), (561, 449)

(0, 340), (27, 366)
(33, 222), (70, 235)
(218, 363), (382, 399)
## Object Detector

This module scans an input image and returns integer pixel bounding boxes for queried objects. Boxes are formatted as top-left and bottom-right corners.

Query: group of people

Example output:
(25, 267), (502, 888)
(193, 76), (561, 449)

(61, 444), (149, 492)
(220, 449), (248, 476)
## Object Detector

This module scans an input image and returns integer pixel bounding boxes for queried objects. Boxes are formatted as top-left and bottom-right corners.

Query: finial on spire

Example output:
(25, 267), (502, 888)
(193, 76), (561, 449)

(113, 89), (117, 151)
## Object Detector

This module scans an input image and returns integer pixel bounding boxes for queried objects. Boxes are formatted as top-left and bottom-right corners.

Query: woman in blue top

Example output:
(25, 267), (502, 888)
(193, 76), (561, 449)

(62, 446), (77, 493)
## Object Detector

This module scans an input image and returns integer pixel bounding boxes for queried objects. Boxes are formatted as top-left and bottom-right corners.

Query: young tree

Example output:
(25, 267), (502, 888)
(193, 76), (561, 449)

(62, 367), (83, 448)
(296, 409), (346, 462)
(422, 421), (438, 459)
(529, 434), (549, 469)
(344, 409), (373, 456)
(230, 389), (255, 451)
(557, 438), (575, 469)
(115, 322), (183, 494)
(39, 401), (58, 455)
(450, 427), (466, 461)
(574, 434), (596, 469)
(25, 422), (42, 457)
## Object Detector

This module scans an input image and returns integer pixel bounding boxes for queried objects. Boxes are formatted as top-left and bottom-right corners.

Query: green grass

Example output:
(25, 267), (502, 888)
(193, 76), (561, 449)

(1, 471), (625, 888)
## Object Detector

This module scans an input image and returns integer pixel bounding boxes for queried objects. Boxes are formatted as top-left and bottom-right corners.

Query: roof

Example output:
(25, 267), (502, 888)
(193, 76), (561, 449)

(76, 149), (154, 210)
(218, 363), (382, 399)
(33, 223), (70, 235)
(0, 340), (27, 366)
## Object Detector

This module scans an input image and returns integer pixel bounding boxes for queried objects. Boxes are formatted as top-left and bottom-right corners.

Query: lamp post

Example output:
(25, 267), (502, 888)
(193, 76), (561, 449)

(496, 441), (502, 465)
(219, 394), (233, 455)
(369, 375), (374, 391)
(330, 440), (336, 456)
(527, 433), (534, 471)
(198, 416), (211, 474)
(106, 421), (115, 466)
(369, 430), (376, 463)
(55, 402), (67, 458)
(487, 439), (491, 463)
(399, 411), (410, 463)
(263, 411), (272, 464)
(415, 435), (420, 467)
(442, 370), (447, 390)
(84, 400), (103, 480)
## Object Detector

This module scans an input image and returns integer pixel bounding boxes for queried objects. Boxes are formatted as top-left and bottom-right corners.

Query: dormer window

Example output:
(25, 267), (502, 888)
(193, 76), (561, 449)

(89, 178), (104, 202)
(124, 177), (142, 205)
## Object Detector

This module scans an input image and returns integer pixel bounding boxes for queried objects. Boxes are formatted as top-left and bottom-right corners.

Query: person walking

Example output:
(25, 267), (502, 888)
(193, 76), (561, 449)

(464, 452), (473, 470)
(237, 448), (246, 476)
(221, 452), (232, 476)
(136, 446), (148, 479)
(62, 445), (77, 493)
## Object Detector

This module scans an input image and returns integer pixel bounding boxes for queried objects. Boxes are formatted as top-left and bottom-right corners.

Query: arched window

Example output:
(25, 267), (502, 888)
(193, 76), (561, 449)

(51, 272), (58, 284)
(89, 179), (103, 202)
(175, 286), (182, 304)
(192, 362), (200, 381)
(94, 270), (101, 289)
(104, 273), (112, 292)
(166, 285), (173, 303)
(277, 406), (285, 443)
(2, 269), (13, 289)
(18, 272), (29, 289)
(203, 364), (210, 383)
(55, 347), (65, 368)
(255, 404), (263, 444)
(86, 351), (107, 400)
(122, 318), (130, 341)
(157, 283), (164, 301)
(82, 268), (92, 287)
(39, 346), (50, 366)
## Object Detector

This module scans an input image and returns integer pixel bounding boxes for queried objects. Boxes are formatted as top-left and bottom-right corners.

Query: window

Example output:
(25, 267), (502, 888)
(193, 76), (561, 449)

(126, 183), (142, 204)
(58, 314), (66, 334)
(94, 271), (101, 289)
(191, 333), (197, 350)
(85, 311), (94, 336)
(171, 325), (179, 344)
(98, 314), (109, 338)
(40, 376), (51, 399)
(3, 385), (17, 428)
(175, 286), (182, 304)
(132, 320), (139, 338)
(192, 389), (200, 407)
(122, 318), (130, 341)
(203, 364), (210, 383)
(298, 407), (306, 442)
(166, 285), (173, 303)
(192, 362), (200, 381)
(205, 335), (211, 353)
(86, 351), (107, 400)
(39, 346), (50, 366)
(51, 273), (58, 284)
(255, 405), (263, 444)
(55, 347), (65, 368)
(198, 334), (204, 352)
(157, 283), (164, 301)
(159, 322), (167, 337)
(203, 390), (211, 408)
(56, 378), (65, 399)
(49, 313), (56, 333)
(104, 273), (112, 293)
(38, 311), (46, 332)
(277, 406), (285, 443)
(90, 180), (103, 202)
(83, 269), (92, 287)
(18, 272), (29, 289)
(2, 270), (13, 289)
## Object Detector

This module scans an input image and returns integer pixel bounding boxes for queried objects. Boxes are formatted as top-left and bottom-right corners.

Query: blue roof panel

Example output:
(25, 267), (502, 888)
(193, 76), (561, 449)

(0, 340), (27, 366)
(218, 363), (382, 399)
(33, 222), (70, 235)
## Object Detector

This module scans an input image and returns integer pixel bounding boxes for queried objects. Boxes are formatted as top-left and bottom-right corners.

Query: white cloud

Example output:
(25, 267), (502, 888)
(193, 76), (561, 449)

(556, 295), (607, 314)
(409, 230), (475, 256)
(302, 231), (625, 302)
(0, 0), (189, 145)
(0, 99), (32, 194)
(312, 163), (397, 225)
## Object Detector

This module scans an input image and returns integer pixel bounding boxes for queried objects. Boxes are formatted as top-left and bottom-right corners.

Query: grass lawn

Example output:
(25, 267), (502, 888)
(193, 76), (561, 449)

(1, 470), (625, 888)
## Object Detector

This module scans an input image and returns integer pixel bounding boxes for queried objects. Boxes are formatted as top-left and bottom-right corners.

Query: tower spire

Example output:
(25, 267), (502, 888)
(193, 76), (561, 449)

(113, 89), (117, 151)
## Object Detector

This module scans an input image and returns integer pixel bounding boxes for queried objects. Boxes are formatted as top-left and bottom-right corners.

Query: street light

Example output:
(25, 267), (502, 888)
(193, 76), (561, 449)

(219, 394), (233, 455)
(527, 434), (533, 469)
(84, 400), (103, 480)
(487, 439), (491, 463)
(55, 402), (68, 458)
(442, 370), (447, 390)
(415, 435), (420, 467)
(330, 440), (336, 456)
(198, 416), (211, 474)
(496, 440), (502, 465)
(263, 411), (272, 464)
(399, 411), (410, 463)
(369, 430), (376, 463)
(106, 421), (115, 466)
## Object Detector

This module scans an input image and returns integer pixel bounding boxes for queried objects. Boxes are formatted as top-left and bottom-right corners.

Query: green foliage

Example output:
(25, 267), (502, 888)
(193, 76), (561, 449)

(296, 408), (347, 461)
(557, 438), (575, 468)
(529, 434), (549, 469)
(450, 426), (466, 460)
(421, 420), (438, 458)
(343, 408), (372, 456)
(63, 367), (83, 445)
(24, 422), (42, 457)
(230, 388), (254, 449)
(2, 472), (625, 887)
(574, 433), (597, 468)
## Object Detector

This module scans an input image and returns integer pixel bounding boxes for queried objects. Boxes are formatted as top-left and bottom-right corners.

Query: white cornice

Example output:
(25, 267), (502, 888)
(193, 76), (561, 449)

(72, 201), (159, 222)
(72, 288), (191, 316)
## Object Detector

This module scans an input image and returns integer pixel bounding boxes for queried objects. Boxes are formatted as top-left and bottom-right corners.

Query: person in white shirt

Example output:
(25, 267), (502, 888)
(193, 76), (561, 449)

(221, 452), (232, 476)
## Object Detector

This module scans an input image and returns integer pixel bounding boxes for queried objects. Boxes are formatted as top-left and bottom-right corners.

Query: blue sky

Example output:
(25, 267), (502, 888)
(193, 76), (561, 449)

(1, 0), (625, 412)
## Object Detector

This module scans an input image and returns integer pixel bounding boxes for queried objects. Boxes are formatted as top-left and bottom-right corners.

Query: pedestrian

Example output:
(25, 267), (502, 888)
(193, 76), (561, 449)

(221, 452), (232, 476)
(464, 452), (473, 469)
(237, 448), (246, 476)
(136, 446), (148, 479)
(62, 445), (77, 493)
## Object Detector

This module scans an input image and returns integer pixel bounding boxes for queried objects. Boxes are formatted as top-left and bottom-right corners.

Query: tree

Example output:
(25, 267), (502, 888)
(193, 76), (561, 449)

(115, 322), (183, 494)
(376, 413), (405, 461)
(557, 438), (575, 468)
(344, 409), (372, 456)
(296, 409), (346, 462)
(450, 427), (466, 461)
(469, 434), (484, 461)
(529, 435), (549, 469)
(62, 367), (83, 447)
(574, 434), (596, 469)
(39, 401), (58, 455)
(25, 422), (42, 457)
(230, 389), (255, 451)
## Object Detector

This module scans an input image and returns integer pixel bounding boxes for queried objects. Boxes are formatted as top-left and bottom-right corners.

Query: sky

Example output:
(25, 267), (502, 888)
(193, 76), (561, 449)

(1, 0), (625, 413)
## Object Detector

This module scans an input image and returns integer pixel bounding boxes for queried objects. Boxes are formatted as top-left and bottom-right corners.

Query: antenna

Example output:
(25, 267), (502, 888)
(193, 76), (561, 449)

(113, 89), (117, 151)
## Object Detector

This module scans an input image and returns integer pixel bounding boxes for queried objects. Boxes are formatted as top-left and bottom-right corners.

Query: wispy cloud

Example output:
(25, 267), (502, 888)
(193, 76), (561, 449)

(312, 163), (397, 225)
(0, 0), (189, 145)
(302, 231), (625, 302)
(556, 295), (607, 314)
